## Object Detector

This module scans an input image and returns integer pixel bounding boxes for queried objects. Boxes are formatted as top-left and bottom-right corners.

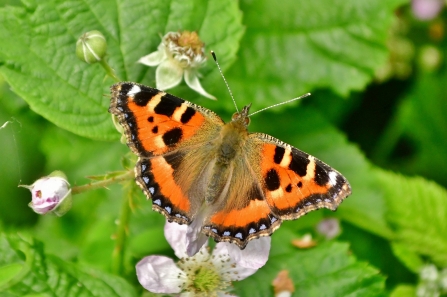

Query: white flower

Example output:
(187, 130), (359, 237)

(412, 0), (444, 20)
(420, 264), (439, 282)
(138, 31), (216, 100)
(21, 171), (72, 216)
(136, 222), (271, 296)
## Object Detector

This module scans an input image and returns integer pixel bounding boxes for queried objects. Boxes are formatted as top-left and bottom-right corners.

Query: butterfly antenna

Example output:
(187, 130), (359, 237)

(248, 93), (311, 117)
(211, 51), (239, 112)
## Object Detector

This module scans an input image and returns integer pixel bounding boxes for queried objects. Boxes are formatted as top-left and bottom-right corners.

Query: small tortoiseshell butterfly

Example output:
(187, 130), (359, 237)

(109, 82), (351, 249)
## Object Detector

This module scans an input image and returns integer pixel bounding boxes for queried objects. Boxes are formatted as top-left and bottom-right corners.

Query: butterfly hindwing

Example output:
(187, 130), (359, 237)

(251, 133), (351, 220)
(203, 157), (282, 248)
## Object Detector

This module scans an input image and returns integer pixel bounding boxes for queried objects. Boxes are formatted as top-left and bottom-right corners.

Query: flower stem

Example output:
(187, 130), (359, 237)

(99, 59), (121, 82)
(71, 170), (134, 195)
(112, 178), (136, 275)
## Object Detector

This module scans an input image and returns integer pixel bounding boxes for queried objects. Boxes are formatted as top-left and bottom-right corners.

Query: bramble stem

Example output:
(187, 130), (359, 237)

(112, 179), (136, 274)
(71, 170), (134, 195)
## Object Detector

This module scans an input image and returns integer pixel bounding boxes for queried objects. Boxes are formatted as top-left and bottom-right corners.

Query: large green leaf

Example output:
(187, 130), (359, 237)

(396, 71), (447, 186)
(0, 233), (137, 297)
(219, 0), (407, 113)
(377, 170), (447, 267)
(0, 0), (244, 140)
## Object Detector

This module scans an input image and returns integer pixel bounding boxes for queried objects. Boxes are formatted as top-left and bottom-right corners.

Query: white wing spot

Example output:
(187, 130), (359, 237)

(127, 85), (141, 96)
(149, 187), (155, 195)
(329, 171), (338, 186)
(153, 199), (161, 206)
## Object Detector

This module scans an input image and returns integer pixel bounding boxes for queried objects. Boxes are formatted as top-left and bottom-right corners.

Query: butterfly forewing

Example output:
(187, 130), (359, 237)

(109, 82), (223, 157)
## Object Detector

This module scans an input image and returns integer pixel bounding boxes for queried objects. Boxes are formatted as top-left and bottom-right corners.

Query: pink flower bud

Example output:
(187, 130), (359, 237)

(21, 171), (72, 216)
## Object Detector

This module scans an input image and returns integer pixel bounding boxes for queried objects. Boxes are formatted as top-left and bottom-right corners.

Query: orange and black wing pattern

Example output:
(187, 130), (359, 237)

(109, 82), (223, 224)
(252, 133), (351, 221)
(109, 82), (222, 157)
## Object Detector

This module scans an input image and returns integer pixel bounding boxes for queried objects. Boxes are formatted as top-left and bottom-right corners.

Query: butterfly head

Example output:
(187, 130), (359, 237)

(231, 104), (251, 126)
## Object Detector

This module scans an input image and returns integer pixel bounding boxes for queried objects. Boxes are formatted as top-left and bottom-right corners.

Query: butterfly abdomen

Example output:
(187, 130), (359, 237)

(204, 119), (249, 204)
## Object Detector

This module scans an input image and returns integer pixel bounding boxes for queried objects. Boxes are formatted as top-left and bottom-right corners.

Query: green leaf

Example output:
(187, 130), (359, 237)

(235, 234), (385, 296)
(390, 284), (416, 297)
(0, 233), (138, 297)
(390, 242), (424, 274)
(395, 71), (447, 186)
(377, 170), (447, 267)
(0, 0), (244, 140)
(220, 0), (406, 112)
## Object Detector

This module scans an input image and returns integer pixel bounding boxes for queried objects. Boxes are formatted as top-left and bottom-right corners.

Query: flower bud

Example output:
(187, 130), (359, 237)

(21, 171), (72, 216)
(76, 30), (107, 64)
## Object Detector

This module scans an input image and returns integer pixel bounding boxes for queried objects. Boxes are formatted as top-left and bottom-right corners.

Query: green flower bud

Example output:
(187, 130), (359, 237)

(76, 30), (107, 64)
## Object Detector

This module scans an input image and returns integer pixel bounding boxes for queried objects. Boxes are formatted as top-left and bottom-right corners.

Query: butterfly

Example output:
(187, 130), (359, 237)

(109, 82), (351, 249)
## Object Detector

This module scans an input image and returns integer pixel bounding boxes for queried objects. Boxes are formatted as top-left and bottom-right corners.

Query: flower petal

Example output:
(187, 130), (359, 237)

(185, 219), (209, 257)
(156, 60), (183, 90)
(215, 237), (271, 270)
(211, 240), (269, 281)
(164, 220), (208, 258)
(164, 221), (189, 259)
(136, 255), (186, 293)
(138, 50), (165, 66)
(184, 69), (216, 100)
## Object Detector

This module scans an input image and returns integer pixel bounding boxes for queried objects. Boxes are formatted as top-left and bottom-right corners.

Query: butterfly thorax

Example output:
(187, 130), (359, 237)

(204, 106), (251, 203)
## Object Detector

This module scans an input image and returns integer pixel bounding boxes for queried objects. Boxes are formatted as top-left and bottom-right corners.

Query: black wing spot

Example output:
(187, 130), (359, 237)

(133, 91), (155, 106)
(265, 169), (281, 191)
(148, 116), (154, 122)
(155, 93), (184, 117)
(162, 127), (183, 146)
(289, 148), (309, 177)
(314, 161), (330, 186)
(273, 146), (285, 164)
(180, 107), (196, 124)
(285, 184), (292, 193)
(152, 126), (158, 134)
(119, 83), (133, 96)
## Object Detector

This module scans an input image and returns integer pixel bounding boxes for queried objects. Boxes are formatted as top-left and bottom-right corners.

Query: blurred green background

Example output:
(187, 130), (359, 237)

(1, 0), (447, 296)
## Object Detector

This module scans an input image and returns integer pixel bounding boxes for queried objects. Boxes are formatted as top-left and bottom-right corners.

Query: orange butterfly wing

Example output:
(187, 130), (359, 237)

(110, 82), (224, 224)
(253, 133), (351, 220)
